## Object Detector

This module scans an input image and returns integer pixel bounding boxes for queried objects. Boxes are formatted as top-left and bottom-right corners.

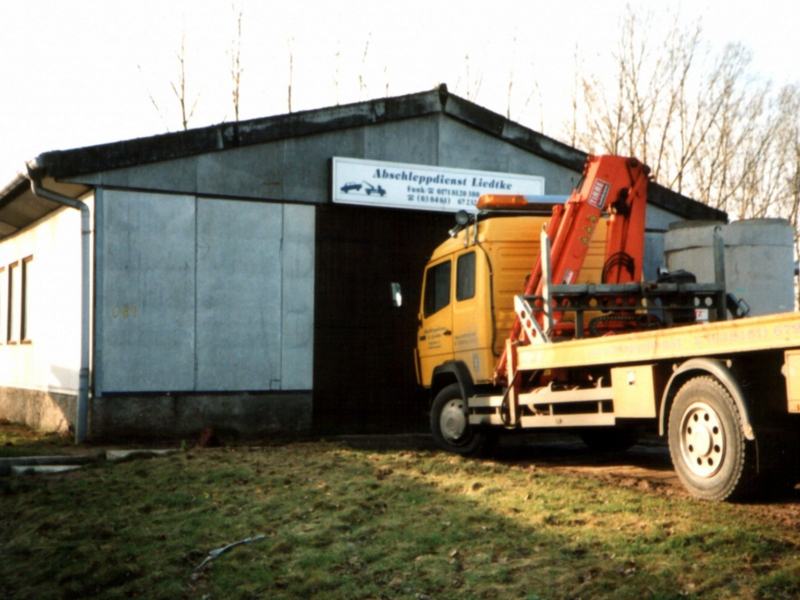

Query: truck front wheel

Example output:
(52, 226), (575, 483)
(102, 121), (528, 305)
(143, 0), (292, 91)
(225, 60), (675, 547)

(431, 384), (493, 456)
(668, 376), (756, 501)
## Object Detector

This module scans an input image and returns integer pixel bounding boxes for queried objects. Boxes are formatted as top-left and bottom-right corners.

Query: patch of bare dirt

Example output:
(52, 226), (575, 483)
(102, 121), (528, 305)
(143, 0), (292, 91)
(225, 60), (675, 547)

(343, 432), (800, 524)
(497, 434), (800, 526)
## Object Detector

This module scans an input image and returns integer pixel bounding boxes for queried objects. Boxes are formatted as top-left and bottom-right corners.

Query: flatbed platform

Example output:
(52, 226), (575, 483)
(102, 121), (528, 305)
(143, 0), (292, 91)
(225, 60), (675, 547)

(517, 310), (800, 372)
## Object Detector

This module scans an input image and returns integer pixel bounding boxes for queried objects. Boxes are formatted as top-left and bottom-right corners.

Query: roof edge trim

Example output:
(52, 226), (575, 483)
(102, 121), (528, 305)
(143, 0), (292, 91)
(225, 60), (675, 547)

(38, 88), (447, 179)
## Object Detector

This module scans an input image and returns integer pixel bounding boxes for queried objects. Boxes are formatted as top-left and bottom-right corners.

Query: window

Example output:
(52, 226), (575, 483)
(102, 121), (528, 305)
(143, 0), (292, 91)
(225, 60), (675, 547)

(456, 251), (476, 301)
(4, 257), (31, 344)
(7, 262), (18, 344)
(423, 260), (451, 317)
(0, 266), (4, 344)
(21, 256), (32, 343)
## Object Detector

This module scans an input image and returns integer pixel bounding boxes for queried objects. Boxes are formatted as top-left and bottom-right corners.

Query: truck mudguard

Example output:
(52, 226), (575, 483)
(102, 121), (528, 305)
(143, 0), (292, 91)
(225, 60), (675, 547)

(660, 357), (755, 440)
(431, 360), (476, 405)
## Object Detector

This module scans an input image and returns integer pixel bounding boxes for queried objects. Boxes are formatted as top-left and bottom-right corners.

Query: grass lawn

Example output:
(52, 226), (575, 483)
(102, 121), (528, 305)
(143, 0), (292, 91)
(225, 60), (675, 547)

(1, 425), (800, 599)
(0, 420), (71, 458)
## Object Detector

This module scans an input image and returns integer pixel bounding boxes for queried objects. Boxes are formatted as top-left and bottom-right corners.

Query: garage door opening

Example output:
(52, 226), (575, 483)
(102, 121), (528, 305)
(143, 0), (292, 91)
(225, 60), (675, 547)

(313, 203), (454, 434)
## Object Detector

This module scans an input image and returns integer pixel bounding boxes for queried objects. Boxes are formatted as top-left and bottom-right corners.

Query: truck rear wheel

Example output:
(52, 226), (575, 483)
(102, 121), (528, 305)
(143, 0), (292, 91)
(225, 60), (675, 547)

(668, 376), (756, 501)
(431, 384), (493, 456)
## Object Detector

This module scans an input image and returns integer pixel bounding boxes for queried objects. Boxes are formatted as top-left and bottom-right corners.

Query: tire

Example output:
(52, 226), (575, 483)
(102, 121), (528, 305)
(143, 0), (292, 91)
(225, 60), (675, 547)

(430, 383), (493, 456)
(579, 426), (641, 453)
(668, 376), (756, 501)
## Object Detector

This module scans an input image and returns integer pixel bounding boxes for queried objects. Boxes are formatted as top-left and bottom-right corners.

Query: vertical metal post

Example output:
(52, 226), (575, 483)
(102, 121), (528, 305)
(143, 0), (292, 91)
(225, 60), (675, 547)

(540, 230), (554, 333)
(505, 339), (519, 427)
(713, 226), (727, 321)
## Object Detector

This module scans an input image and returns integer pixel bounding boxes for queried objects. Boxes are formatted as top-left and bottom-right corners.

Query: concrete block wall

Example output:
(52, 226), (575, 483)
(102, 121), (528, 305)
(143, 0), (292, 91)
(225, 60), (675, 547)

(665, 219), (795, 316)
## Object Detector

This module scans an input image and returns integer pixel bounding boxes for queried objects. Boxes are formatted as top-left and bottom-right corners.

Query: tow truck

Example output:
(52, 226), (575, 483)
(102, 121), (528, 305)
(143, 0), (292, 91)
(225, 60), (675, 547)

(416, 155), (800, 501)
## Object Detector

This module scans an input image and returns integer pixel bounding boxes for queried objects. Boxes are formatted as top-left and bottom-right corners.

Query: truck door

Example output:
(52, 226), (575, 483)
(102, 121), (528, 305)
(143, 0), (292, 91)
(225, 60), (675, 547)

(418, 257), (454, 384)
(451, 249), (493, 383)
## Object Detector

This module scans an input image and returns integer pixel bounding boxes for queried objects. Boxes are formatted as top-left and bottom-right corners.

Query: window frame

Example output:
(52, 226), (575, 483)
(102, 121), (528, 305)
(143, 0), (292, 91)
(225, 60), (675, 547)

(423, 259), (452, 318)
(7, 261), (18, 344)
(21, 255), (33, 344)
(455, 251), (476, 302)
(0, 266), (4, 345)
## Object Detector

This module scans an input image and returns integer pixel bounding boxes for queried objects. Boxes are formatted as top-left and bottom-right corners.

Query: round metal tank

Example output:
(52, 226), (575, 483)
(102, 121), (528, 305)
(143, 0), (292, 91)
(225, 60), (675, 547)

(664, 218), (795, 316)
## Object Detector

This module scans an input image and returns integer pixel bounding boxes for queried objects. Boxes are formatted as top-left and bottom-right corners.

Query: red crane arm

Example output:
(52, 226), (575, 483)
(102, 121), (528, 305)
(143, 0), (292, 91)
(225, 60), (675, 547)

(492, 155), (650, 384)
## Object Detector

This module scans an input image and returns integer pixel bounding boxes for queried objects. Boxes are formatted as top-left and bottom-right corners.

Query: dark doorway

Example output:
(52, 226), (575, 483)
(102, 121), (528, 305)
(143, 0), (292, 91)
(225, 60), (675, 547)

(313, 203), (454, 434)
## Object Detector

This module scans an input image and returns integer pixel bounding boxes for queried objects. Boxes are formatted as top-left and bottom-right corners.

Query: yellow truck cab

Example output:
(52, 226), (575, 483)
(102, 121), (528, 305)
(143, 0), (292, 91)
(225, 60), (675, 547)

(416, 209), (609, 396)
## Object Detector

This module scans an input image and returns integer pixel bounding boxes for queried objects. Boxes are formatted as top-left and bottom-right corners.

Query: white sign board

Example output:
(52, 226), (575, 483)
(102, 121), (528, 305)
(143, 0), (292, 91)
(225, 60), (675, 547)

(332, 157), (545, 213)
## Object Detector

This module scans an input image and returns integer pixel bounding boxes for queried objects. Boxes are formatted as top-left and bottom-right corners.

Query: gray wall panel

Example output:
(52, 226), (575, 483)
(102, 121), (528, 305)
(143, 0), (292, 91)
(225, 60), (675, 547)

(196, 144), (285, 199)
(195, 198), (283, 391)
(439, 122), (510, 172)
(643, 231), (666, 282)
(363, 116), (439, 164)
(100, 190), (196, 391)
(643, 205), (686, 282)
(98, 192), (315, 394)
(281, 204), (315, 390)
(647, 203), (686, 231)
(100, 156), (199, 193)
(283, 128), (365, 202)
(438, 118), (580, 194)
(507, 152), (582, 194)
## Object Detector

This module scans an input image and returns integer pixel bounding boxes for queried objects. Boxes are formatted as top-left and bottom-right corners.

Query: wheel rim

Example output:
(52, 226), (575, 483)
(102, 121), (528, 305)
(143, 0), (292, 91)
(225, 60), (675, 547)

(679, 401), (726, 477)
(440, 399), (468, 443)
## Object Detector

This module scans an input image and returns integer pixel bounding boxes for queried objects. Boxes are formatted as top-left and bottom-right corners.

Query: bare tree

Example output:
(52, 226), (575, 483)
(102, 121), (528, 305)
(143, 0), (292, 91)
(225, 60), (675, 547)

(171, 30), (200, 131)
(137, 64), (171, 131)
(138, 25), (200, 132)
(503, 33), (544, 130)
(287, 36), (295, 112)
(333, 40), (341, 106)
(567, 46), (582, 148)
(771, 84), (800, 303)
(230, 3), (244, 122)
(359, 33), (371, 101)
(507, 35), (517, 120)
(456, 54), (483, 102)
(567, 9), (701, 179)
(567, 6), (800, 303)
(566, 7), (784, 220)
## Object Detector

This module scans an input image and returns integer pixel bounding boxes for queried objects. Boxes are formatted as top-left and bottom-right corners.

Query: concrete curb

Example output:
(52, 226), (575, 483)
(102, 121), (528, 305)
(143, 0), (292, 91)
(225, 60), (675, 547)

(0, 448), (179, 476)
(0, 452), (105, 476)
(106, 449), (178, 462)
(11, 465), (83, 475)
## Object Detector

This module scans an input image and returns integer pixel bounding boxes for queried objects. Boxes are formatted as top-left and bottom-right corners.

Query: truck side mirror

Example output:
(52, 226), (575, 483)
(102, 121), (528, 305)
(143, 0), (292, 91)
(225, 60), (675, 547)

(391, 282), (403, 307)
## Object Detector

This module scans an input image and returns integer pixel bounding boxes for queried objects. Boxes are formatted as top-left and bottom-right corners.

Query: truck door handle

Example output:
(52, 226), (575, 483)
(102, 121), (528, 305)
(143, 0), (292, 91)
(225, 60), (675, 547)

(443, 330), (452, 336)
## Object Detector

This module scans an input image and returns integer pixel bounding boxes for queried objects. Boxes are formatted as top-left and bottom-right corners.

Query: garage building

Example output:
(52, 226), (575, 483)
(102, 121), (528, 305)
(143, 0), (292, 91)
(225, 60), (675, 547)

(0, 85), (725, 441)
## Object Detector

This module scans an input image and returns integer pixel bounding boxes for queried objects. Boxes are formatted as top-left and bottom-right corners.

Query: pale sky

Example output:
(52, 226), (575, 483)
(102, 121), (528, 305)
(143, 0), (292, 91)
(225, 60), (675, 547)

(1, 0), (798, 183)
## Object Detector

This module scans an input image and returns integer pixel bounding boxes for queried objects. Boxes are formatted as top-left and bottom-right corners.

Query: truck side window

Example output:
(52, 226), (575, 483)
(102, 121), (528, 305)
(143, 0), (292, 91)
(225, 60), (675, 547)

(423, 260), (451, 317)
(456, 251), (476, 301)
